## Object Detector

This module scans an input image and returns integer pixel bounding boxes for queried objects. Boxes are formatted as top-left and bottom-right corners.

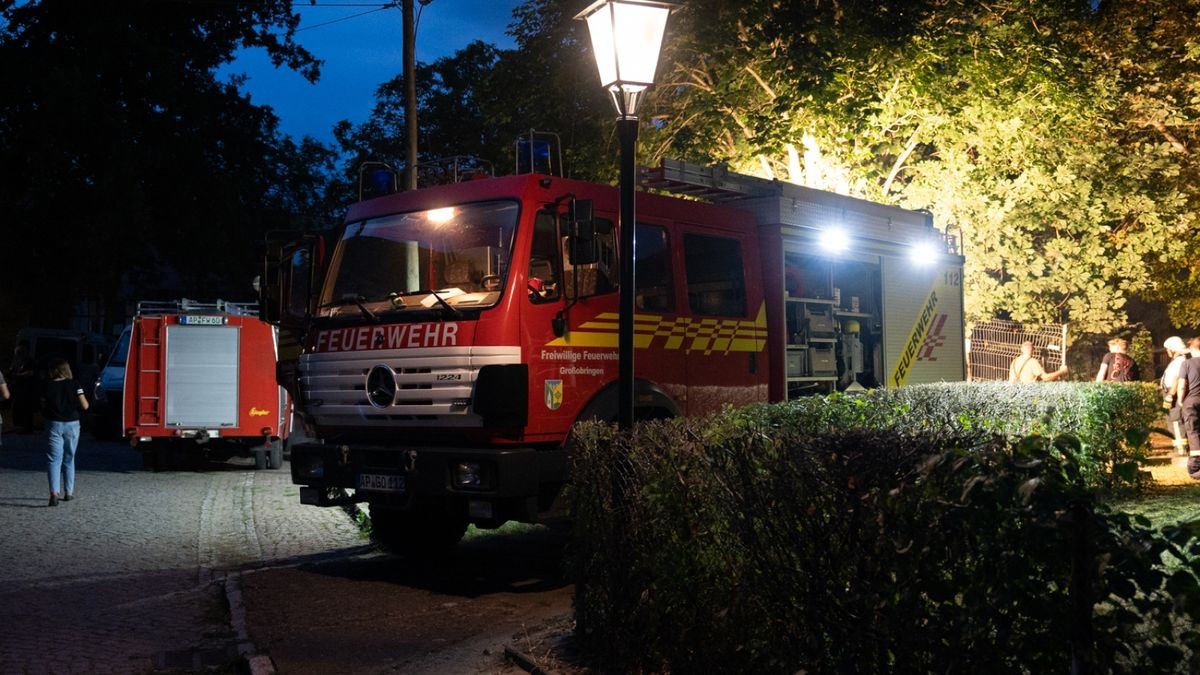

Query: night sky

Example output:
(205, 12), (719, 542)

(223, 0), (521, 144)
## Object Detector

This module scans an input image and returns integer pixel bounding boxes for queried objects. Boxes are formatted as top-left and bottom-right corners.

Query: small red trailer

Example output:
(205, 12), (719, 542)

(123, 299), (289, 471)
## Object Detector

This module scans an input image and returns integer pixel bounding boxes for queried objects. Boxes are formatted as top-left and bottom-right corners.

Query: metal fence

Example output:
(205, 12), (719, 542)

(967, 319), (1068, 381)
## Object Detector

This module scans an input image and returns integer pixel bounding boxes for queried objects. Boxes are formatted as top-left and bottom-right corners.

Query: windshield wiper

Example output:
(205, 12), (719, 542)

(388, 290), (464, 318)
(319, 294), (379, 323)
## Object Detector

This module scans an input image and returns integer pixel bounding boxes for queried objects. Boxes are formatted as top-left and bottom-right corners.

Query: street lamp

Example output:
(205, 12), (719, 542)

(576, 0), (678, 430)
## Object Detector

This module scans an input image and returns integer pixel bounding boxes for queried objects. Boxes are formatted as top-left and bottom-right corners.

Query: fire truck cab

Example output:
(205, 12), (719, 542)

(263, 159), (964, 551)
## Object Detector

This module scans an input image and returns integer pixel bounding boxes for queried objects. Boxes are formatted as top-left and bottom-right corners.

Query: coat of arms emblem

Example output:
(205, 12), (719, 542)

(544, 380), (563, 410)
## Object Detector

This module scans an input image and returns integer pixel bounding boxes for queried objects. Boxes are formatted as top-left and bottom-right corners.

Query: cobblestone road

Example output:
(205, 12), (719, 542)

(0, 430), (366, 674)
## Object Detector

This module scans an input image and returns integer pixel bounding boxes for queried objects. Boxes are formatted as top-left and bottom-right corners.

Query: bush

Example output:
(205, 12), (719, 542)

(768, 381), (1161, 491)
(570, 385), (1197, 673)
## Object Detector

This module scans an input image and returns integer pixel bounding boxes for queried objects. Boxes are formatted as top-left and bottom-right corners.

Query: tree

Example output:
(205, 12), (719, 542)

(0, 0), (324, 330)
(644, 0), (1199, 334)
(334, 41), (511, 184)
(1077, 0), (1200, 327)
(335, 0), (617, 188)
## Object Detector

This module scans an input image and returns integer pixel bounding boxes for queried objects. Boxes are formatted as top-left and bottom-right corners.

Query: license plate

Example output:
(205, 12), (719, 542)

(357, 473), (406, 493)
(180, 315), (224, 325)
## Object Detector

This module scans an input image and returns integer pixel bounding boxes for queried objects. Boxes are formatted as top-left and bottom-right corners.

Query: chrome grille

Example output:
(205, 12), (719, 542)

(298, 346), (520, 427)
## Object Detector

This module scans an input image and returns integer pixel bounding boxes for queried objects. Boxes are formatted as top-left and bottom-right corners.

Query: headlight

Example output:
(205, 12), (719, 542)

(93, 380), (106, 402)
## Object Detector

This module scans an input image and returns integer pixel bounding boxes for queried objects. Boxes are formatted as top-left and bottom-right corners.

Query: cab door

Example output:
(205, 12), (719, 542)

(521, 209), (577, 437)
(261, 234), (324, 397)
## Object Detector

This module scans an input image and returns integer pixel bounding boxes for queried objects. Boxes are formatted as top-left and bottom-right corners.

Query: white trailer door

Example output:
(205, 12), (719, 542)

(165, 325), (240, 427)
(881, 259), (965, 386)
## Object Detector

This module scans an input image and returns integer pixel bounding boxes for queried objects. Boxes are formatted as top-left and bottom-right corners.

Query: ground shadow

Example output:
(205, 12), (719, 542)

(299, 524), (572, 599)
(1, 432), (282, 476)
(0, 497), (52, 508)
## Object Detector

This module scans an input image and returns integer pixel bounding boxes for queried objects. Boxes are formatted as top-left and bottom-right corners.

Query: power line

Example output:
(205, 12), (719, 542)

(148, 1), (396, 5)
(295, 4), (396, 33)
(139, 1), (409, 38)
(296, 2), (397, 7)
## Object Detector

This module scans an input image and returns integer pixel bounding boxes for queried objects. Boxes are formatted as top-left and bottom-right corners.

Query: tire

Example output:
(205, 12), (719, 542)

(369, 502), (468, 556)
(253, 447), (268, 471)
(142, 443), (169, 472)
(268, 441), (283, 470)
(141, 447), (157, 472)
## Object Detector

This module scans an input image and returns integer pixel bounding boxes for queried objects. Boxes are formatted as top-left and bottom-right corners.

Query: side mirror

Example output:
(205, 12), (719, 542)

(260, 245), (283, 324)
(567, 199), (598, 266)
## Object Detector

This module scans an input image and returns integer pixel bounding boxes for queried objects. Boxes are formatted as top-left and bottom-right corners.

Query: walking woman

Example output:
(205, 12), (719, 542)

(42, 358), (88, 506)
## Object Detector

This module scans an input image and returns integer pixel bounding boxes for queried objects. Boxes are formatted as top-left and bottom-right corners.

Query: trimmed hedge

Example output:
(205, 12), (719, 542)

(748, 381), (1162, 491)
(570, 382), (1198, 673)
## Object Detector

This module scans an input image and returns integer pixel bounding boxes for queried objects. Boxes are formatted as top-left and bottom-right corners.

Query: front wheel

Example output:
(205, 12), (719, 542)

(369, 501), (468, 556)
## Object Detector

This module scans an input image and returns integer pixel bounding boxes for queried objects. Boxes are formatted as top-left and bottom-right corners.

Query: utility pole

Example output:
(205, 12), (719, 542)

(403, 0), (418, 190)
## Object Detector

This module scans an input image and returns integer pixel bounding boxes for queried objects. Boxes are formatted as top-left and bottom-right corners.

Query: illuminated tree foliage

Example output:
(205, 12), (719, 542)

(1076, 0), (1200, 326)
(646, 0), (1200, 333)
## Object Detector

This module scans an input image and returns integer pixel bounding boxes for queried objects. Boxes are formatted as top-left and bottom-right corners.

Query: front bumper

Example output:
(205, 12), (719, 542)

(289, 441), (567, 520)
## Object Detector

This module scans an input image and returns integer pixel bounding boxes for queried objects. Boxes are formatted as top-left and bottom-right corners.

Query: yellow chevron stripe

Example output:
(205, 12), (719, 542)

(545, 302), (768, 353)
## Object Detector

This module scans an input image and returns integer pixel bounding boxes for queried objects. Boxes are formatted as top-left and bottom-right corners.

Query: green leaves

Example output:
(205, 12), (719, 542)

(645, 0), (1200, 333)
(570, 392), (1200, 673)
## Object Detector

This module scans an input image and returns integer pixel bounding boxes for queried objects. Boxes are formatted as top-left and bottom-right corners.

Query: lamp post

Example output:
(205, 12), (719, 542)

(576, 0), (678, 430)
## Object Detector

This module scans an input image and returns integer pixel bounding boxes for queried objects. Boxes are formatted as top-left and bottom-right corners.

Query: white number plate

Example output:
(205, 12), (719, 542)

(180, 315), (224, 325)
(357, 473), (406, 493)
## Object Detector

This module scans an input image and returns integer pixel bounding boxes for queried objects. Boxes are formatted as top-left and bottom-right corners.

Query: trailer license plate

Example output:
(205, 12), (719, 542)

(179, 315), (225, 325)
(358, 473), (406, 493)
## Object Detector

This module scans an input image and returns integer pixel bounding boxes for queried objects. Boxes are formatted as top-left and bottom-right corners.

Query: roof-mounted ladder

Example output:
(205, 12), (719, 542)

(638, 158), (780, 203)
(136, 299), (258, 317)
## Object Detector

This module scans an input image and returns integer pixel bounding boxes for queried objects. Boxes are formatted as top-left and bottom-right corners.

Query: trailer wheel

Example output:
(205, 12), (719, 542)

(369, 503), (468, 556)
(252, 441), (284, 470)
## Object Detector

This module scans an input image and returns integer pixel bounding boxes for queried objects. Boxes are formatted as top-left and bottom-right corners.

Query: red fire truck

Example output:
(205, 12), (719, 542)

(124, 300), (290, 471)
(261, 158), (964, 549)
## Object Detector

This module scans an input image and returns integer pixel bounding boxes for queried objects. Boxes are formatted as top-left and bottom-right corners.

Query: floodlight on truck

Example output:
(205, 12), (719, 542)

(910, 239), (940, 265)
(819, 226), (850, 253)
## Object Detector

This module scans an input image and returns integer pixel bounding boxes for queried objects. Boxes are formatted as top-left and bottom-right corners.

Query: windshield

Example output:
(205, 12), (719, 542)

(318, 200), (519, 319)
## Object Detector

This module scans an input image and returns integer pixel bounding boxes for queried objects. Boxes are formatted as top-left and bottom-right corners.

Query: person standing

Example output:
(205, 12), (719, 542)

(1175, 342), (1200, 480)
(0, 367), (9, 447)
(1009, 341), (1046, 383)
(1095, 338), (1139, 382)
(1008, 340), (1067, 382)
(1161, 336), (1190, 455)
(41, 358), (88, 506)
